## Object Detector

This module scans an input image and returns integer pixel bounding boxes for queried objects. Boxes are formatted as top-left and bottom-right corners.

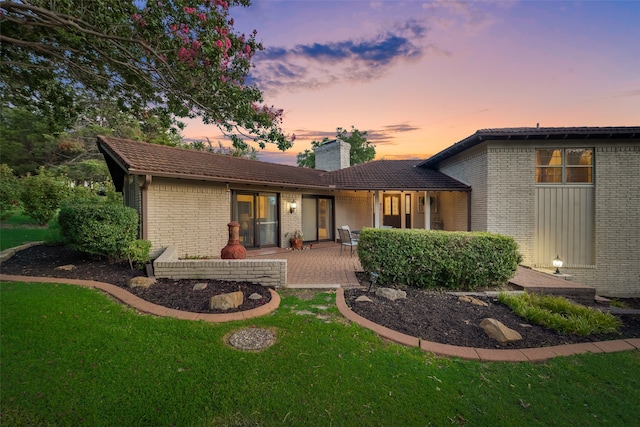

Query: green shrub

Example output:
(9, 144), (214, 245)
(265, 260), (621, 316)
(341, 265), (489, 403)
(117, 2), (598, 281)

(498, 292), (622, 336)
(20, 168), (70, 225)
(58, 203), (139, 261)
(0, 164), (21, 219)
(123, 239), (151, 270)
(357, 228), (521, 290)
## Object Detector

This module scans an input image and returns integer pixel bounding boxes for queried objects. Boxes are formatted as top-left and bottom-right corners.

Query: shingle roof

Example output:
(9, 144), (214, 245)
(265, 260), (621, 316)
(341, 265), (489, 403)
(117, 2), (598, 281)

(324, 160), (470, 191)
(98, 135), (329, 189)
(418, 126), (640, 168)
(97, 136), (469, 192)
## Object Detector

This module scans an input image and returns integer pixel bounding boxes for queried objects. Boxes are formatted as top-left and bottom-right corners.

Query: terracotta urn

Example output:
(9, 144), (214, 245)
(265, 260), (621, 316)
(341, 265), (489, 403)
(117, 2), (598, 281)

(221, 221), (247, 259)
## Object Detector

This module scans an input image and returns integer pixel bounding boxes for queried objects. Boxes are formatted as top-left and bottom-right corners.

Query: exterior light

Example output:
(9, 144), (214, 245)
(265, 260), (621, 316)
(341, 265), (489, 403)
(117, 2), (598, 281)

(289, 201), (297, 214)
(552, 255), (563, 275)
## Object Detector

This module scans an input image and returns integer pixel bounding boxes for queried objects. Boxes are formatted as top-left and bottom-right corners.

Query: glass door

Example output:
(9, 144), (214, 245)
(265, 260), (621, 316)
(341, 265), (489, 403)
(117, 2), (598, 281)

(302, 195), (334, 242)
(257, 194), (278, 247)
(233, 192), (279, 248)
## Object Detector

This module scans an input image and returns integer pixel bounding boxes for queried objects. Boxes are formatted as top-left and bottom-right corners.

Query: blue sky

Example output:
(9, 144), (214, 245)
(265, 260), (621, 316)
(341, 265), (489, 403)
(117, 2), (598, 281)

(183, 0), (640, 165)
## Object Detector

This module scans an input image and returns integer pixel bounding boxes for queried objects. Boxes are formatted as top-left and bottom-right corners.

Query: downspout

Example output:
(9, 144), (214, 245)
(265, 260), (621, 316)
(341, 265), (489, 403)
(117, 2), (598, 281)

(467, 191), (472, 231)
(373, 191), (380, 228)
(141, 175), (152, 240)
(425, 191), (430, 230)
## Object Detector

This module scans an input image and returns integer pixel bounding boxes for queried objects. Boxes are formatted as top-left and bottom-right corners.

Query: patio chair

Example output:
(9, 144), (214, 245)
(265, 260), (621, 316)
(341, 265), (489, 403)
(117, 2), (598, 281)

(337, 226), (358, 257)
(340, 225), (359, 241)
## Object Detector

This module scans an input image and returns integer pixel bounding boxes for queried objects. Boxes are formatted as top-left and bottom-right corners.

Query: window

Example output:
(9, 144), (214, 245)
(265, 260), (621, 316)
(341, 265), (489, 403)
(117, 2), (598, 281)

(536, 148), (593, 184)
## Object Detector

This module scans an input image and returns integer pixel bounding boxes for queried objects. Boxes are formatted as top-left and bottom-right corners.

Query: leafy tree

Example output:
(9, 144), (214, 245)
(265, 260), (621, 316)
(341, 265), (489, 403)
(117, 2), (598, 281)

(1, 0), (292, 151)
(181, 138), (258, 160)
(0, 164), (21, 219)
(20, 168), (70, 225)
(297, 126), (376, 168)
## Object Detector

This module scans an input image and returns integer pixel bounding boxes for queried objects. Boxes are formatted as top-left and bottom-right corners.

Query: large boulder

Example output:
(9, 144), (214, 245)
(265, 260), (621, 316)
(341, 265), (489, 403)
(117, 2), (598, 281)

(375, 287), (407, 301)
(128, 277), (156, 289)
(210, 291), (244, 310)
(480, 318), (523, 343)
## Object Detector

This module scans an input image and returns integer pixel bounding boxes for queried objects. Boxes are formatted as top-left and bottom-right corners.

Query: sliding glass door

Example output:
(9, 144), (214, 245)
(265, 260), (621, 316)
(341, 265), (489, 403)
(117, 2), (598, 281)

(302, 195), (334, 242)
(232, 192), (279, 248)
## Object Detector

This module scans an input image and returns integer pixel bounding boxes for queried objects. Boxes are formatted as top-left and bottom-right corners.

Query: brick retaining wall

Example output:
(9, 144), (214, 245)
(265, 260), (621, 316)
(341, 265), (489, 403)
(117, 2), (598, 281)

(153, 246), (287, 288)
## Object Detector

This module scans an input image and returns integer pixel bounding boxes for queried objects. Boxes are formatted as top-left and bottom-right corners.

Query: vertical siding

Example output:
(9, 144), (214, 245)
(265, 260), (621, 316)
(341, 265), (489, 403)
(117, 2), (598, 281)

(534, 186), (594, 267)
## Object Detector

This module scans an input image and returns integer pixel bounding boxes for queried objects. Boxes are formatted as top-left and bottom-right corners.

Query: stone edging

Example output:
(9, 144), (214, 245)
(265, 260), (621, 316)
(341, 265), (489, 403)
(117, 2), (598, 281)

(0, 275), (280, 322)
(335, 288), (640, 362)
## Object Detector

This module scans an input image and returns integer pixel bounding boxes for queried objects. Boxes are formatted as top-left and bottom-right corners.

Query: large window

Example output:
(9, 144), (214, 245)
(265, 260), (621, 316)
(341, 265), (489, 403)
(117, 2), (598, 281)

(536, 148), (593, 184)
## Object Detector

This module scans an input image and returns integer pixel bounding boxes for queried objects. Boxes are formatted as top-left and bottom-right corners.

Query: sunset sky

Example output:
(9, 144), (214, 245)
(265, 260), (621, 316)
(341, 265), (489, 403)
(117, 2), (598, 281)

(183, 0), (640, 166)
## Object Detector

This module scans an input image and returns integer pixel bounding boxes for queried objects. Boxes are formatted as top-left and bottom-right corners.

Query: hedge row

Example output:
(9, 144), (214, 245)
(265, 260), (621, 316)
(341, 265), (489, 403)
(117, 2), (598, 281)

(357, 228), (521, 290)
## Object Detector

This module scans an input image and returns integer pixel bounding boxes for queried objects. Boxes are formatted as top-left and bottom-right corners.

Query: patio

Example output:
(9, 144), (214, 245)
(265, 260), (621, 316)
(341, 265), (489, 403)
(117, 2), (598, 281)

(247, 242), (362, 288)
(247, 242), (598, 303)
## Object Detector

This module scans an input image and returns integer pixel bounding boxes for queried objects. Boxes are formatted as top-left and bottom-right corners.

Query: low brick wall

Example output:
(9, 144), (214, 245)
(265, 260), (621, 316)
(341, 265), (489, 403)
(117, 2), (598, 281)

(153, 246), (287, 288)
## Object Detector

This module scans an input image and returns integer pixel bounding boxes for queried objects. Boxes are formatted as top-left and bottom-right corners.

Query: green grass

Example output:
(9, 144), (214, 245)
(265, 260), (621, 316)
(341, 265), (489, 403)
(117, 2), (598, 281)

(0, 213), (56, 250)
(2, 282), (639, 426)
(499, 292), (623, 336)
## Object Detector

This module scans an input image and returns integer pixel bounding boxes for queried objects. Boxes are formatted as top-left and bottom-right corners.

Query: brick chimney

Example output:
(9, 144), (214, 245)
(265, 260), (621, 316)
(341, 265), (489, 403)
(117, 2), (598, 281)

(314, 139), (351, 171)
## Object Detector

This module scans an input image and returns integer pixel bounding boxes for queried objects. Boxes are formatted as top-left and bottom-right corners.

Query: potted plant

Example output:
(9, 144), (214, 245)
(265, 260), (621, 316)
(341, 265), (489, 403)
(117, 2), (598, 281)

(286, 230), (304, 250)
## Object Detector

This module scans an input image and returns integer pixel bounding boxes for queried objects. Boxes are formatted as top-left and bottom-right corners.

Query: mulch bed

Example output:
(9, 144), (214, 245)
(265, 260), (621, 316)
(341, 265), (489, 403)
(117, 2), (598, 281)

(1, 244), (271, 314)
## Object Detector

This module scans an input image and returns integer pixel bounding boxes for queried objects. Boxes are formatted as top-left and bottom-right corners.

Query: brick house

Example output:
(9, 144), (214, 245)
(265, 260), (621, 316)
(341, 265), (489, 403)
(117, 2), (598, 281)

(98, 126), (640, 296)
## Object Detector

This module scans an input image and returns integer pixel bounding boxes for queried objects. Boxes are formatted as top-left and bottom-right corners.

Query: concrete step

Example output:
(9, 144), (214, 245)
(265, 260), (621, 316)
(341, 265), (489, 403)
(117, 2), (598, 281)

(508, 266), (596, 304)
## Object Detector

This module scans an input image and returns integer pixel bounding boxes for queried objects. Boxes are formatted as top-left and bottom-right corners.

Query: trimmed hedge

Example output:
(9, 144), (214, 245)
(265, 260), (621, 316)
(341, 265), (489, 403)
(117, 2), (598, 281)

(58, 203), (139, 262)
(357, 228), (521, 290)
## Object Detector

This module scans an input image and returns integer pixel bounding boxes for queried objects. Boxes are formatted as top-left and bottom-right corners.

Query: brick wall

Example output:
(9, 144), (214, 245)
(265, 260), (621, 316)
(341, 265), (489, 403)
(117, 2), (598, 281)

(438, 144), (488, 231)
(146, 178), (228, 257)
(153, 246), (287, 288)
(486, 146), (536, 264)
(594, 143), (640, 297)
(335, 191), (373, 234)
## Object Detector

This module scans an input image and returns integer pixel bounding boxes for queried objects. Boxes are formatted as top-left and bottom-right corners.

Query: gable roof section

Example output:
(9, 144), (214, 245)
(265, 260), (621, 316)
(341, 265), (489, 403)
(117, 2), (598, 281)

(325, 160), (470, 191)
(98, 135), (329, 191)
(98, 136), (469, 192)
(418, 126), (640, 168)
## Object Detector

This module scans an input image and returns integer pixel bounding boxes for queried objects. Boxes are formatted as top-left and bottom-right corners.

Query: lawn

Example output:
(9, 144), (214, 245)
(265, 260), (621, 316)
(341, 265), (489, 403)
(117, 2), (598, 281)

(0, 213), (53, 250)
(1, 282), (638, 426)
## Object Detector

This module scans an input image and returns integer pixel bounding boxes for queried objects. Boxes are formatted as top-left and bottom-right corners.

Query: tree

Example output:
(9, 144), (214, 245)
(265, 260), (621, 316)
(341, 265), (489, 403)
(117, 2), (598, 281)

(297, 126), (376, 168)
(1, 0), (292, 151)
(180, 138), (258, 160)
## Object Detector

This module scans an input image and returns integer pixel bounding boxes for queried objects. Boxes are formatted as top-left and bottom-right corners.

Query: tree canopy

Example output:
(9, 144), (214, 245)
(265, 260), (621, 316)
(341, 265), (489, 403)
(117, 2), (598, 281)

(0, 0), (292, 151)
(297, 126), (376, 168)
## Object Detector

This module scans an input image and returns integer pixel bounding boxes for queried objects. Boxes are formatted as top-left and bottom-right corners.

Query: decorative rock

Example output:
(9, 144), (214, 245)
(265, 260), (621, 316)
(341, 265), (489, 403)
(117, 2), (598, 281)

(248, 293), (263, 300)
(480, 318), (523, 343)
(193, 282), (208, 291)
(375, 287), (407, 301)
(355, 295), (373, 303)
(458, 295), (489, 307)
(313, 305), (330, 311)
(128, 276), (156, 289)
(55, 264), (75, 271)
(210, 291), (244, 310)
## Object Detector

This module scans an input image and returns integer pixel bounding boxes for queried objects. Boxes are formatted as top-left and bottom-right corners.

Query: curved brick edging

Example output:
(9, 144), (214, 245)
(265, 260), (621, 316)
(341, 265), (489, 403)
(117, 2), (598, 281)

(335, 288), (640, 362)
(0, 274), (280, 322)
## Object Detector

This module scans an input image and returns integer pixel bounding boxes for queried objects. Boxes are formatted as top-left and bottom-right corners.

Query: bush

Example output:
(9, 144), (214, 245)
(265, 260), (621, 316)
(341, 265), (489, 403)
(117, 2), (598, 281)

(20, 168), (70, 225)
(58, 203), (139, 261)
(357, 228), (521, 290)
(0, 164), (21, 219)
(123, 239), (151, 270)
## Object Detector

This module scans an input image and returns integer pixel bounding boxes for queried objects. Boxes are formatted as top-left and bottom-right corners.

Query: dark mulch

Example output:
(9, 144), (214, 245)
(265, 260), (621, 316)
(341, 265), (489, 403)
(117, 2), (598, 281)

(0, 244), (271, 314)
(2, 244), (640, 349)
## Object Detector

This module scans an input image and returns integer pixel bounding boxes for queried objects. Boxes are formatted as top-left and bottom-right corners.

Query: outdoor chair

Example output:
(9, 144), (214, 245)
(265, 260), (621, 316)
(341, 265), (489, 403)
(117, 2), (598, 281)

(341, 225), (359, 241)
(337, 226), (358, 257)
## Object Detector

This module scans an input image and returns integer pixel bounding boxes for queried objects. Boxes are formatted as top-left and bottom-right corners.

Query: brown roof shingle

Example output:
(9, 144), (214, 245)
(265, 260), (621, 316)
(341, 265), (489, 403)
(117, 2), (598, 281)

(98, 136), (469, 192)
